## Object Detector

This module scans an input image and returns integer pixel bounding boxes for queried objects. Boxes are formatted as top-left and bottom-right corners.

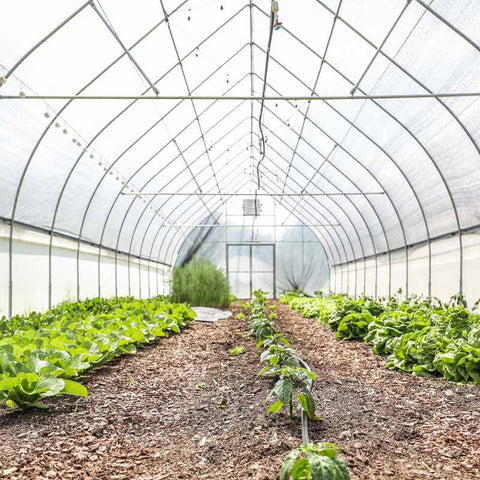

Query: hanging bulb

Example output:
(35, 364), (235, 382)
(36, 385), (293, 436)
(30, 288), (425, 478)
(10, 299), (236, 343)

(54, 122), (60, 128)
(44, 112), (50, 119)
(272, 1), (279, 13)
(63, 128), (68, 134)
(19, 91), (26, 98)
(220, 5), (224, 11)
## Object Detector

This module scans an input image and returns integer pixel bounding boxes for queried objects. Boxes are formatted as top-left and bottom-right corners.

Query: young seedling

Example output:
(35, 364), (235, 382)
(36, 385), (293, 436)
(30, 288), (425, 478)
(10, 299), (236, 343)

(280, 443), (350, 480)
(216, 398), (229, 409)
(263, 366), (317, 420)
(228, 346), (246, 356)
(195, 383), (209, 391)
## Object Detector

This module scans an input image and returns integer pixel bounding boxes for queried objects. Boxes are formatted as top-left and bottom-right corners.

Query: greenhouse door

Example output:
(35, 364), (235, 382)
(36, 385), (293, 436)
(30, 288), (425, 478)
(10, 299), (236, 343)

(226, 244), (276, 299)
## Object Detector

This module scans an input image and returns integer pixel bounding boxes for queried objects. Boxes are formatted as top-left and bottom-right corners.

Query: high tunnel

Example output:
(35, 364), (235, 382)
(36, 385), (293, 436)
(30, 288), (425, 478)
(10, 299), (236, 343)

(1, 0), (480, 316)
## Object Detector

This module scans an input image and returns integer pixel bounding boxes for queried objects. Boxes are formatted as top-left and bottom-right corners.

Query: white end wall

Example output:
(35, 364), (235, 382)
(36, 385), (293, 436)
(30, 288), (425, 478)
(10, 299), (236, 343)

(0, 223), (171, 317)
(330, 232), (480, 306)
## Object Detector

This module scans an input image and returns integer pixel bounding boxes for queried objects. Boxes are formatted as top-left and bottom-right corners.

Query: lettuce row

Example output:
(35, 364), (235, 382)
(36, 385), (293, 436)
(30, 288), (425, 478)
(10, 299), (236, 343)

(281, 293), (480, 384)
(0, 297), (195, 409)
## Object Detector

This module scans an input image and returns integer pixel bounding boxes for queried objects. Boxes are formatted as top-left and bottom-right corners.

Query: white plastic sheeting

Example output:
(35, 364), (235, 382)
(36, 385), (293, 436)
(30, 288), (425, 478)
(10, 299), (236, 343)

(330, 232), (480, 305)
(1, 0), (480, 314)
(175, 197), (330, 297)
(0, 223), (171, 316)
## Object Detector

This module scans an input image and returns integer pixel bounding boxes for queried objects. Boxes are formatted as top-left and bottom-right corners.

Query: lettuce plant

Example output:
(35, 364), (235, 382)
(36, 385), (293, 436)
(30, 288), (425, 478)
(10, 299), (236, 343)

(0, 297), (196, 409)
(281, 292), (480, 384)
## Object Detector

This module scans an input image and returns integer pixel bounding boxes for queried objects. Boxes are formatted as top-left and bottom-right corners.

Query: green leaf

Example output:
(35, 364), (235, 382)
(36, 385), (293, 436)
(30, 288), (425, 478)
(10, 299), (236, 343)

(310, 456), (350, 480)
(290, 458), (311, 479)
(268, 400), (284, 414)
(297, 391), (316, 420)
(280, 448), (302, 480)
(36, 376), (65, 398)
(272, 378), (294, 403)
(228, 346), (245, 356)
(61, 380), (88, 397)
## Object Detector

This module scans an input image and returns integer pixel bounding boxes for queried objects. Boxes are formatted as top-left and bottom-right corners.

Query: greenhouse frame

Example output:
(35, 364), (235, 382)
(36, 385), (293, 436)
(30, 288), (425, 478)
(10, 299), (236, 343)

(1, 0), (480, 317)
(1, 1), (480, 478)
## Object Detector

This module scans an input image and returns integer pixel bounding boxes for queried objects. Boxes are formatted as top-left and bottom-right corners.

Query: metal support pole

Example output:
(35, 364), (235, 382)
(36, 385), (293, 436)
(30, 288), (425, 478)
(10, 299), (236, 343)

(2, 93), (480, 100)
(121, 192), (385, 197)
(90, 2), (160, 95)
(350, 0), (412, 95)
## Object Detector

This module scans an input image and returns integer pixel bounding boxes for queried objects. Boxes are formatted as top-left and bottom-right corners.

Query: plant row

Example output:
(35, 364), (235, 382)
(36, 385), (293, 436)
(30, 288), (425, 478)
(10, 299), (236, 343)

(247, 291), (350, 480)
(0, 297), (195, 410)
(280, 292), (480, 384)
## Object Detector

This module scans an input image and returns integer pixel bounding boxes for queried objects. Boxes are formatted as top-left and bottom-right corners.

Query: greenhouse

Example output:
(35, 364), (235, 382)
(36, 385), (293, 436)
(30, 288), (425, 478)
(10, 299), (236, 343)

(0, 0), (479, 478)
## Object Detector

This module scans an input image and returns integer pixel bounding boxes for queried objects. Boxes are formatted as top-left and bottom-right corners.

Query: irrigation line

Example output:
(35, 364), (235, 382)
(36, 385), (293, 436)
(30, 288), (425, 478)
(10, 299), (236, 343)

(295, 355), (314, 445)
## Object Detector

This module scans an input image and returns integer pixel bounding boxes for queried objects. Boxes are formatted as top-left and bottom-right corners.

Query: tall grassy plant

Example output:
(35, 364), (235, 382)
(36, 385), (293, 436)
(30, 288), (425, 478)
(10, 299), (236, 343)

(171, 258), (231, 308)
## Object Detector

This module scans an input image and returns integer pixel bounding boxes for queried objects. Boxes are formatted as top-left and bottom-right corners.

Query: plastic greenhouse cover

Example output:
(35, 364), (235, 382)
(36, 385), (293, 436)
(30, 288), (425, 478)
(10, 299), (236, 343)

(0, 0), (479, 269)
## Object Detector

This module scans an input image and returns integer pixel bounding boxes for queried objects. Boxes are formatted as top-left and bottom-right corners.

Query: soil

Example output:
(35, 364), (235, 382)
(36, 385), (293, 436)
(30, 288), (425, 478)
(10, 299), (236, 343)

(274, 301), (480, 480)
(0, 301), (479, 480)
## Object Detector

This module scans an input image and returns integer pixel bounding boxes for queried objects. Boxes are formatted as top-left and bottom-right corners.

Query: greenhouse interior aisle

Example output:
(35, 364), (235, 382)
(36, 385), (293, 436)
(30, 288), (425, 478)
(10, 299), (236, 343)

(1, 0), (480, 478)
(1, 303), (478, 479)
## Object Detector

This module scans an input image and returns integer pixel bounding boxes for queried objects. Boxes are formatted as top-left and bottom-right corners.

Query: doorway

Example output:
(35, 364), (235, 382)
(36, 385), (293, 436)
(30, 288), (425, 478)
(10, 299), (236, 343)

(226, 243), (276, 299)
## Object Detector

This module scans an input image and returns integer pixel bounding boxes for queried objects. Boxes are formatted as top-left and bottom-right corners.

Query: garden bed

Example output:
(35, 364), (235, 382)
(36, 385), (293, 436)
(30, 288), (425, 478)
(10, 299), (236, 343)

(0, 306), (301, 480)
(274, 301), (480, 479)
(1, 302), (479, 479)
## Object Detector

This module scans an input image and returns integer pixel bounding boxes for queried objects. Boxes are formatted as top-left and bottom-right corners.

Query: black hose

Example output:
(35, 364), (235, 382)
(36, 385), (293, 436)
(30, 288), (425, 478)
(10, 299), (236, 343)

(255, 4), (275, 215)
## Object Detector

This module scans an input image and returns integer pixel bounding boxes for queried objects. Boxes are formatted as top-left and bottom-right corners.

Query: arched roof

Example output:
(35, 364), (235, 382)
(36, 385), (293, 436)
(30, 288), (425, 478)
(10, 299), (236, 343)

(1, 0), (480, 300)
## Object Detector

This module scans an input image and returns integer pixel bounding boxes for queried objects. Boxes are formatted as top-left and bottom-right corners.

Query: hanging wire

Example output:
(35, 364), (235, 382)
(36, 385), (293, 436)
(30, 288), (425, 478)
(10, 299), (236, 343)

(255, 1), (276, 215)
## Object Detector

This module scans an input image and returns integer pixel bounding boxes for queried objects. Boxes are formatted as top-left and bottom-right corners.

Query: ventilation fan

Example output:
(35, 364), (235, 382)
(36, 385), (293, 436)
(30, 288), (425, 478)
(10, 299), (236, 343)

(243, 198), (262, 216)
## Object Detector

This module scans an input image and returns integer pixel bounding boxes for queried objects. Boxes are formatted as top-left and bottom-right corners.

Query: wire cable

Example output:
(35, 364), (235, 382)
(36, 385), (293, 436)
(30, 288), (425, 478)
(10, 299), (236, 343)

(255, 2), (276, 215)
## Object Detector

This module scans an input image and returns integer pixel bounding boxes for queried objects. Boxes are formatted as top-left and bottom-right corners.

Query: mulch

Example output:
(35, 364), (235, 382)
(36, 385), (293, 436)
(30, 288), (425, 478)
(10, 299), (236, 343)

(274, 301), (480, 480)
(0, 301), (479, 480)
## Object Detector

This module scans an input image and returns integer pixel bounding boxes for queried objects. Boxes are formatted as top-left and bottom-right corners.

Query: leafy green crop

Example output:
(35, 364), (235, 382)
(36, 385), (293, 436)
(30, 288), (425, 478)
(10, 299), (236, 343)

(0, 373), (87, 410)
(337, 312), (373, 340)
(280, 443), (350, 480)
(0, 296), (195, 409)
(281, 292), (480, 384)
